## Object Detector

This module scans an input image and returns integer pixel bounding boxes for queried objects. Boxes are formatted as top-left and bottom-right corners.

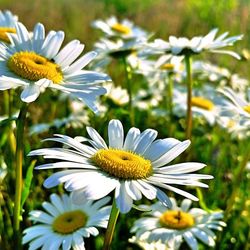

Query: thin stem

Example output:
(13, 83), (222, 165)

(167, 73), (173, 117)
(185, 54), (193, 140)
(122, 56), (134, 126)
(13, 102), (28, 248)
(103, 197), (120, 250)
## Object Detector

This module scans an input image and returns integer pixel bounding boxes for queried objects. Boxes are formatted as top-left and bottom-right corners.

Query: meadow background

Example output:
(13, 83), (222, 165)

(0, 0), (249, 249)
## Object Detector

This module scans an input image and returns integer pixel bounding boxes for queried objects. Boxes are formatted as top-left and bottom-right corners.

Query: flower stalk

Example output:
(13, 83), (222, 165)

(166, 73), (173, 117)
(185, 54), (193, 139)
(122, 56), (134, 126)
(13, 102), (28, 248)
(103, 197), (120, 250)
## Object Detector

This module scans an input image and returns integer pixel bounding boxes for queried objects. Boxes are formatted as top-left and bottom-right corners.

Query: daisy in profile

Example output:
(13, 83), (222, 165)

(94, 37), (145, 60)
(173, 85), (222, 125)
(29, 119), (212, 214)
(0, 22), (110, 112)
(149, 28), (243, 58)
(0, 10), (17, 43)
(218, 87), (250, 127)
(130, 198), (226, 250)
(92, 16), (148, 40)
(22, 193), (111, 250)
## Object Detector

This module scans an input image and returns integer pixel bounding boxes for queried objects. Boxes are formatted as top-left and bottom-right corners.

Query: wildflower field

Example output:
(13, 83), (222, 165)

(0, 0), (249, 249)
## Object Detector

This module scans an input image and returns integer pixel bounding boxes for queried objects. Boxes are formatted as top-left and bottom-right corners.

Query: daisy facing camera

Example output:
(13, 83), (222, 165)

(29, 119), (212, 214)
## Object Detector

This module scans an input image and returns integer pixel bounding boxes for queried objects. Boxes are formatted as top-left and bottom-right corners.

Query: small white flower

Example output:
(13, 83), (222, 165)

(92, 16), (149, 40)
(104, 82), (129, 106)
(130, 198), (226, 250)
(216, 116), (250, 139)
(0, 22), (110, 112)
(0, 10), (18, 43)
(94, 37), (145, 61)
(218, 87), (250, 127)
(137, 55), (184, 86)
(193, 61), (249, 92)
(29, 119), (212, 214)
(173, 85), (222, 125)
(149, 29), (243, 58)
(22, 193), (111, 250)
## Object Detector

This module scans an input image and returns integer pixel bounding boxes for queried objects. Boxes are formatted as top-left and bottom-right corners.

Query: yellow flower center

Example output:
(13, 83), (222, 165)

(0, 27), (16, 43)
(52, 210), (87, 234)
(191, 96), (214, 110)
(91, 148), (152, 179)
(160, 210), (195, 230)
(243, 105), (250, 114)
(7, 51), (63, 83)
(227, 120), (236, 128)
(111, 23), (131, 35)
(160, 63), (174, 71)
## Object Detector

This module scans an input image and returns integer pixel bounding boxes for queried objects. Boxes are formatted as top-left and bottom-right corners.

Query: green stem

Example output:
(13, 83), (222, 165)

(122, 57), (134, 126)
(185, 54), (193, 140)
(103, 197), (120, 250)
(167, 73), (173, 117)
(13, 102), (28, 248)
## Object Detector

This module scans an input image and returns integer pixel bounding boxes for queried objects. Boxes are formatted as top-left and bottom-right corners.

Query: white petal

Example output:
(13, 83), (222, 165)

(123, 127), (140, 151)
(144, 138), (180, 161)
(86, 127), (108, 149)
(108, 119), (124, 149)
(54, 40), (84, 67)
(152, 140), (191, 167)
(83, 174), (119, 200)
(21, 84), (41, 103)
(124, 180), (142, 200)
(42, 31), (65, 59)
(32, 23), (45, 54)
(134, 129), (158, 155)
(115, 182), (133, 213)
(181, 199), (192, 212)
(191, 228), (215, 246)
(63, 51), (97, 75)
(156, 188), (172, 208)
(158, 162), (206, 174)
(183, 231), (198, 250)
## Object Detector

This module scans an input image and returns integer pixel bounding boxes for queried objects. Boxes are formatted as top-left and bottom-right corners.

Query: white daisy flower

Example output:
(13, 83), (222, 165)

(192, 61), (249, 92)
(22, 193), (111, 250)
(130, 198), (226, 250)
(173, 85), (222, 125)
(216, 116), (250, 139)
(29, 119), (212, 214)
(149, 28), (243, 58)
(0, 10), (18, 43)
(94, 37), (145, 61)
(218, 87), (250, 127)
(137, 55), (184, 86)
(104, 82), (129, 106)
(0, 22), (111, 112)
(92, 16), (148, 40)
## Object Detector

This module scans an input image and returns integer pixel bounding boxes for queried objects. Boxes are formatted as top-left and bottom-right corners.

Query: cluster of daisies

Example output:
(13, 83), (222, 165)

(0, 10), (249, 250)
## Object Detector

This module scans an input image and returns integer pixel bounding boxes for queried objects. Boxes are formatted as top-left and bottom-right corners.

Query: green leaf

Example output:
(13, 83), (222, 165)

(21, 160), (36, 208)
(132, 204), (152, 212)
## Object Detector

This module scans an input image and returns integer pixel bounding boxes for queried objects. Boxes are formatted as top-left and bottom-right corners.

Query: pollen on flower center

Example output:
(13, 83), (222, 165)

(7, 51), (63, 83)
(52, 210), (88, 234)
(91, 148), (152, 179)
(160, 210), (194, 230)
(0, 27), (16, 43)
(111, 23), (131, 34)
(191, 96), (214, 110)
(160, 63), (174, 71)
(243, 105), (250, 114)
